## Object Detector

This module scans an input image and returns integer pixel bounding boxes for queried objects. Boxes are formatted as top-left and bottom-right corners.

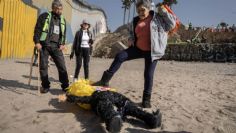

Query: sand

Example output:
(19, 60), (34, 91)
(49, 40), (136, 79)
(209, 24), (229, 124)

(0, 57), (236, 133)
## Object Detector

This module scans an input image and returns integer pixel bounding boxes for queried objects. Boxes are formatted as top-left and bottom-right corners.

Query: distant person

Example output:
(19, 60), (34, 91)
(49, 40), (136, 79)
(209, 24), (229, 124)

(93, 0), (177, 108)
(232, 24), (236, 32)
(33, 0), (69, 93)
(70, 20), (93, 81)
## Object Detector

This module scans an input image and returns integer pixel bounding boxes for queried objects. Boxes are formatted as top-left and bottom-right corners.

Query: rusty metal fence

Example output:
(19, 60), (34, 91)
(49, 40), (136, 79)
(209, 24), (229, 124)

(0, 0), (37, 59)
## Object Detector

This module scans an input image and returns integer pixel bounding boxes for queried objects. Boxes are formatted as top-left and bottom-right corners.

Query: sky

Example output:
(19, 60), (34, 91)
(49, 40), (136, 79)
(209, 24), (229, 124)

(86, 0), (236, 32)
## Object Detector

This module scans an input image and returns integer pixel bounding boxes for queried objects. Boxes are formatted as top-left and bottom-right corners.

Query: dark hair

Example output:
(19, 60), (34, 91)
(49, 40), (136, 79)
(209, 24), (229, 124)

(52, 0), (62, 8)
(136, 0), (151, 9)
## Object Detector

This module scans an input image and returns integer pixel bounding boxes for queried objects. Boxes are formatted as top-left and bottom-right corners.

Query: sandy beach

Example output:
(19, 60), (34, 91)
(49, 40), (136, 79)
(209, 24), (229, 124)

(0, 57), (236, 133)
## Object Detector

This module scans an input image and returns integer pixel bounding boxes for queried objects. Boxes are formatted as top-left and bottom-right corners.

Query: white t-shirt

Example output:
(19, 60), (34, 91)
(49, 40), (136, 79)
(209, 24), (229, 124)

(81, 30), (90, 48)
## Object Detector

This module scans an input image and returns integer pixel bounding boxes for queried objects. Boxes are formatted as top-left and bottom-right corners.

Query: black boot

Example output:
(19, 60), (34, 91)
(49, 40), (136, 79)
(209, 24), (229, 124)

(142, 93), (151, 108)
(106, 115), (123, 133)
(93, 71), (113, 87)
(144, 109), (162, 128)
(40, 87), (49, 94)
(123, 102), (162, 129)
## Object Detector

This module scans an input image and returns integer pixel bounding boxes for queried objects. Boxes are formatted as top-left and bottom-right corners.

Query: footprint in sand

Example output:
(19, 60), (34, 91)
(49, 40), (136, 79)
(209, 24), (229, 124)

(215, 122), (236, 133)
(12, 104), (20, 111)
(131, 94), (136, 98)
(127, 89), (132, 92)
(223, 123), (236, 133)
(32, 115), (48, 124)
(124, 91), (130, 94)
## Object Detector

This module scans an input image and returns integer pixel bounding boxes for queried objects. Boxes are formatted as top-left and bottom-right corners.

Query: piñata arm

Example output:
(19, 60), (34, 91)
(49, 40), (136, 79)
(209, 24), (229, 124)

(158, 5), (177, 32)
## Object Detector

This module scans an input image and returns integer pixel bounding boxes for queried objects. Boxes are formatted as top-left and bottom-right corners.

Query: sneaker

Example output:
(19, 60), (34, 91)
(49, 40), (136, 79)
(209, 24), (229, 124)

(73, 78), (78, 82)
(40, 87), (49, 94)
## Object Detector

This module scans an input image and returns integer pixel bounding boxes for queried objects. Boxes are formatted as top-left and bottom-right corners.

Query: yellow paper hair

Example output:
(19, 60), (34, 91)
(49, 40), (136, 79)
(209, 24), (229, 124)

(66, 79), (95, 110)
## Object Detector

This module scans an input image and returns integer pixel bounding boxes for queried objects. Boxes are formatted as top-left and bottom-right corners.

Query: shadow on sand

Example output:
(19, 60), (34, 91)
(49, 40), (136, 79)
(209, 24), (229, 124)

(126, 128), (192, 133)
(0, 78), (38, 95)
(15, 60), (31, 65)
(36, 98), (192, 133)
(22, 75), (59, 82)
(37, 98), (106, 133)
(21, 75), (64, 95)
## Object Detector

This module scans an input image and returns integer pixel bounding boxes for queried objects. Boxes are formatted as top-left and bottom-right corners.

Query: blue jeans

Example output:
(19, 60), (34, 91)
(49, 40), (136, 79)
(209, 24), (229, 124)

(107, 46), (158, 95)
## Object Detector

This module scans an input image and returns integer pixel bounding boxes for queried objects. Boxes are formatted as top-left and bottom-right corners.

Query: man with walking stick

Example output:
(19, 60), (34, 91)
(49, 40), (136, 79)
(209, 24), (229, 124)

(33, 0), (69, 93)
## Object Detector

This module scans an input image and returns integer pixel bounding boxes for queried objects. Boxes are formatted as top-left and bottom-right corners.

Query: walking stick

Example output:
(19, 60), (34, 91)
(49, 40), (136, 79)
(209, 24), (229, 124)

(38, 50), (40, 94)
(28, 51), (35, 86)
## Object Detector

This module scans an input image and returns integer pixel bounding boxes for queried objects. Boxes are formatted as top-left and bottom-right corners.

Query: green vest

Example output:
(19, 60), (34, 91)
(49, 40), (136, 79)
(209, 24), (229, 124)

(40, 12), (66, 44)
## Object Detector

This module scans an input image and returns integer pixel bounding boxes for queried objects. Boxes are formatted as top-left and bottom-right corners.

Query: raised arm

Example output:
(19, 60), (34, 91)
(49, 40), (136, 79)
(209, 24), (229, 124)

(158, 5), (177, 32)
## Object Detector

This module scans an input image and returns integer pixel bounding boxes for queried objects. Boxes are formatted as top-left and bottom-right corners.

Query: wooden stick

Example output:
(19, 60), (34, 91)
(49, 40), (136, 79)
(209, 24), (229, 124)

(38, 50), (40, 94)
(28, 52), (35, 86)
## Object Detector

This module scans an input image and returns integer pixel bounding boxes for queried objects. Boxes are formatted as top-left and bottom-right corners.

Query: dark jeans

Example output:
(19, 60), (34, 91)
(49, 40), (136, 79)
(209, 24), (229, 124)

(107, 46), (158, 95)
(39, 45), (69, 89)
(74, 48), (90, 79)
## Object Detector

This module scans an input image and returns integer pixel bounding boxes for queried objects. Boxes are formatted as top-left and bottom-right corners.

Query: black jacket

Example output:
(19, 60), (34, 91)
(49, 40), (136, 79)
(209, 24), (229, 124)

(71, 29), (93, 55)
(33, 12), (67, 45)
